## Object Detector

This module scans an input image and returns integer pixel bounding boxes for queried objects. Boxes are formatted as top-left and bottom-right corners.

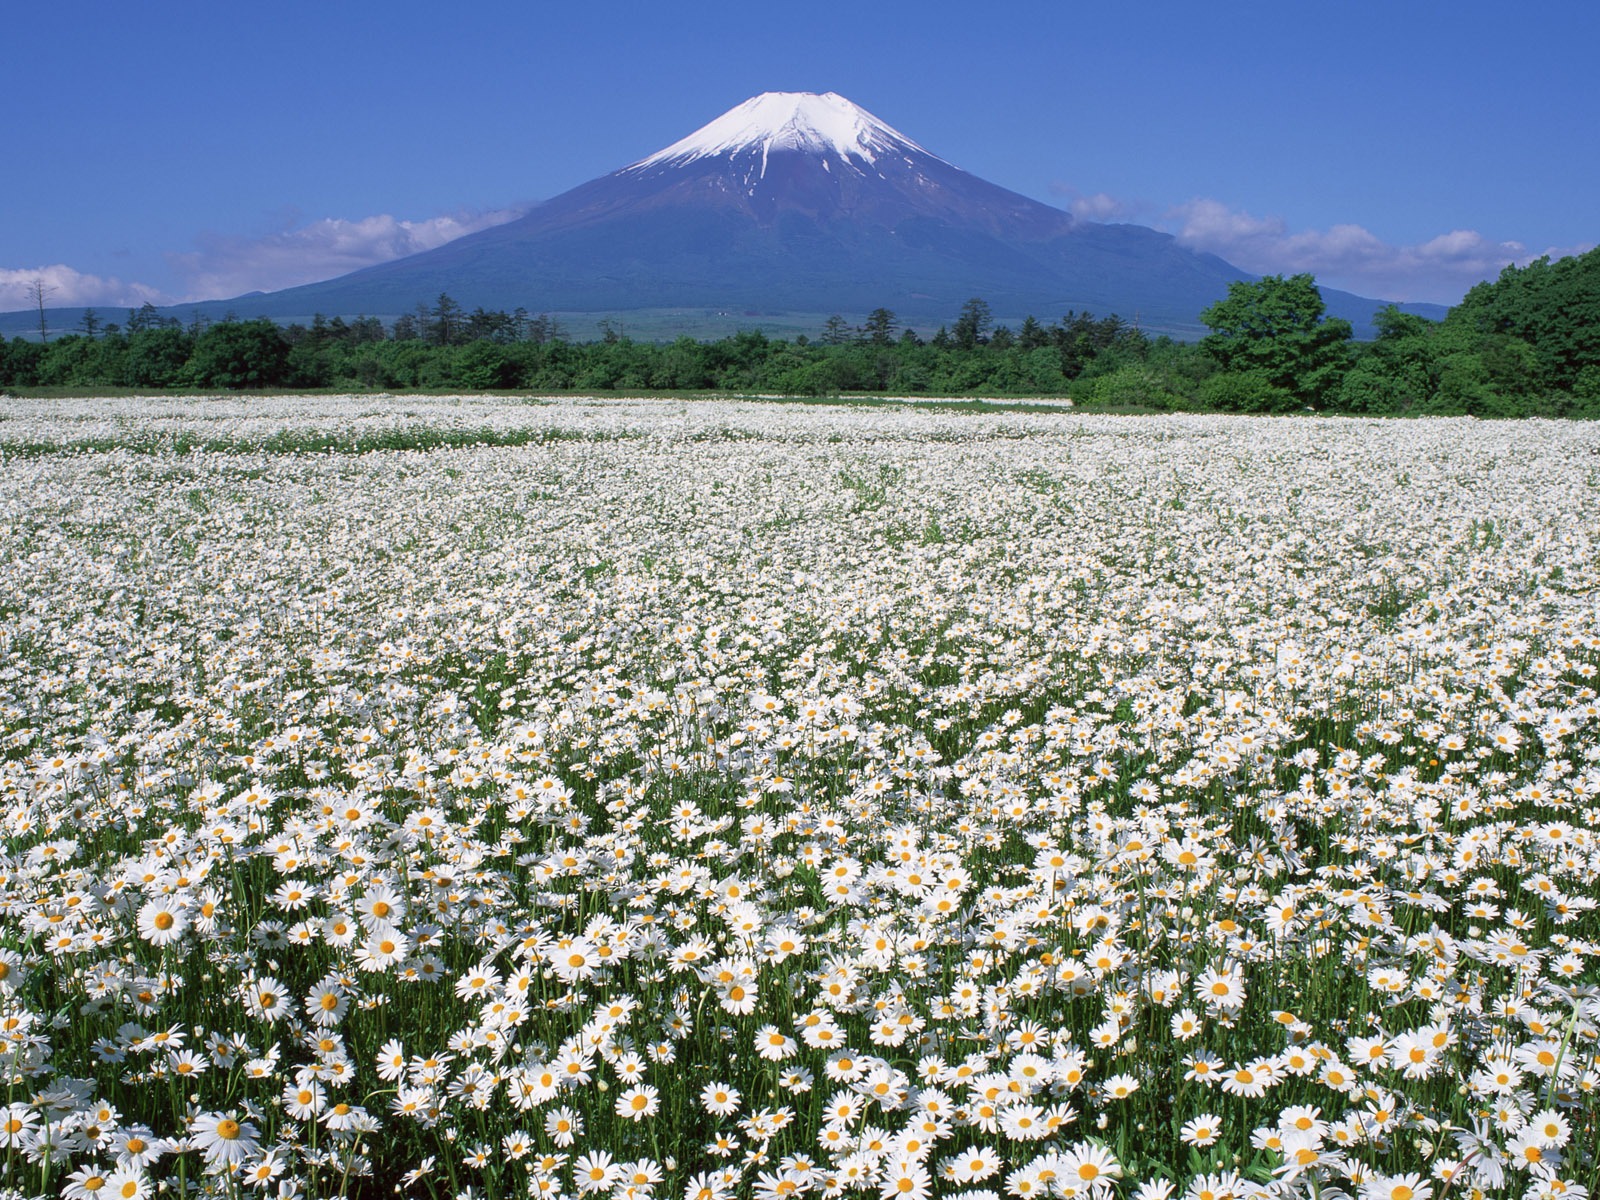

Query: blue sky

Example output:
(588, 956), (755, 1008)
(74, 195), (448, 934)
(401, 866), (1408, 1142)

(5, 0), (1596, 314)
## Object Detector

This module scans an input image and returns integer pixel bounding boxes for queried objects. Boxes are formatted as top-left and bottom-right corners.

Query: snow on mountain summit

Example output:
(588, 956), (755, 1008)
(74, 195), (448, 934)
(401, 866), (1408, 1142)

(625, 91), (935, 175)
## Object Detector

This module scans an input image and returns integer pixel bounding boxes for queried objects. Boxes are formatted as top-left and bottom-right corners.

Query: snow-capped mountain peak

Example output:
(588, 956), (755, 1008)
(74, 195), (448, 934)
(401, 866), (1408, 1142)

(625, 91), (933, 174)
(196, 88), (1433, 338)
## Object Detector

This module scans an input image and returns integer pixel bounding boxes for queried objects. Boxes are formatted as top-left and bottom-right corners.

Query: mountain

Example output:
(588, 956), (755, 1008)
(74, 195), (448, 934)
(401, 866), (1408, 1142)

(7, 93), (1447, 338)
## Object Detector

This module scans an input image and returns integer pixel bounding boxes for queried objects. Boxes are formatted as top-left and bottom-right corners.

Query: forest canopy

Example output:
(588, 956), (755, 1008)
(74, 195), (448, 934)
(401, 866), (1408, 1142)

(4, 248), (1596, 417)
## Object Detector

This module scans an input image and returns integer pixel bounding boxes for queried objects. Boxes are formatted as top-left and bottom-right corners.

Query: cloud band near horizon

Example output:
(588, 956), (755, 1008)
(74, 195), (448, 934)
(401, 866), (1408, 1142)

(0, 265), (167, 314)
(1053, 186), (1592, 307)
(0, 207), (526, 314)
(1165, 197), (1591, 306)
(163, 208), (526, 305)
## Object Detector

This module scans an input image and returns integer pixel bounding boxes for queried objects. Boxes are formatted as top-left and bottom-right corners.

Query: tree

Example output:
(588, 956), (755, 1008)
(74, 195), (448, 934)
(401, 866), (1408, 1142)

(524, 313), (555, 344)
(127, 303), (171, 334)
(862, 308), (898, 346)
(952, 298), (992, 350)
(37, 331), (120, 388)
(78, 308), (101, 339)
(1020, 345), (1066, 392)
(1336, 306), (1440, 414)
(28, 278), (54, 342)
(124, 327), (194, 387)
(453, 341), (518, 390)
(820, 314), (850, 345)
(429, 293), (465, 346)
(1199, 274), (1352, 408)
(1090, 363), (1186, 409)
(466, 306), (518, 344)
(1197, 369), (1296, 413)
(186, 319), (291, 389)
(347, 316), (386, 344)
(1016, 315), (1049, 351)
(1447, 246), (1600, 395)
(0, 337), (44, 386)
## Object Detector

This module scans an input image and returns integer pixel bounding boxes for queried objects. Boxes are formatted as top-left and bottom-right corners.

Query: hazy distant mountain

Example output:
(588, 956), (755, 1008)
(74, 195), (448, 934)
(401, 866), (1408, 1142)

(8, 93), (1447, 337)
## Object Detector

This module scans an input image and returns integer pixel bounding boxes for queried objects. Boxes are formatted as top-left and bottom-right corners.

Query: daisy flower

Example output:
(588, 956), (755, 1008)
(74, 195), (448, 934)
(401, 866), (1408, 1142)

(1060, 1142), (1123, 1194)
(102, 1169), (152, 1200)
(135, 899), (189, 947)
(0, 1103), (37, 1148)
(878, 1156), (933, 1200)
(190, 1110), (260, 1169)
(1180, 1114), (1222, 1147)
(1102, 1073), (1140, 1100)
(545, 1106), (583, 1146)
(701, 1081), (742, 1117)
(1361, 1174), (1432, 1200)
(574, 1150), (621, 1194)
(616, 1084), (660, 1121)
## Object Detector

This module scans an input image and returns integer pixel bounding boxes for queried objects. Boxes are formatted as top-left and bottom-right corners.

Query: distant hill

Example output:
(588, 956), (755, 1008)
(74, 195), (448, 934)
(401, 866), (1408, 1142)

(5, 92), (1447, 340)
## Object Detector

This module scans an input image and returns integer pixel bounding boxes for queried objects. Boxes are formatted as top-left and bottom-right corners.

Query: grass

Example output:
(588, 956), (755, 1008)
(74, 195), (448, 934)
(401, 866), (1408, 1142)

(3, 385), (1116, 414)
(0, 424), (641, 459)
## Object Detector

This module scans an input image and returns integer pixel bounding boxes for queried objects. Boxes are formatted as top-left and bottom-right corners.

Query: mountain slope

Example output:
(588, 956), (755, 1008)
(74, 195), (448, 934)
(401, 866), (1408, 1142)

(7, 92), (1448, 337)
(206, 93), (1278, 332)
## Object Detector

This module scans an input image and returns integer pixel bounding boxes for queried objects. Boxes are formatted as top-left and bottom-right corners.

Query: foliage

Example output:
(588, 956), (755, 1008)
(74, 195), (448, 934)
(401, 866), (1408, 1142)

(1199, 274), (1353, 408)
(1086, 363), (1188, 410)
(951, 296), (993, 350)
(1450, 245), (1600, 392)
(185, 319), (293, 389)
(5, 262), (1599, 416)
(1330, 246), (1600, 417)
(1195, 369), (1296, 414)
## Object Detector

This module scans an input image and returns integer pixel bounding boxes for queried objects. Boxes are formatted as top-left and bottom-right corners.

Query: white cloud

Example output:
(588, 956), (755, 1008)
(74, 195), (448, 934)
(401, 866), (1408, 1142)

(1071, 192), (1139, 223)
(0, 265), (168, 311)
(1050, 184), (1147, 223)
(1162, 197), (1592, 305)
(166, 207), (526, 302)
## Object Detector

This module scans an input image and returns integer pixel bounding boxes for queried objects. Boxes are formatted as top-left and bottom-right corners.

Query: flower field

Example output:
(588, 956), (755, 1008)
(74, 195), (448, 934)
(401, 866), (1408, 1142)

(1, 394), (1597, 1200)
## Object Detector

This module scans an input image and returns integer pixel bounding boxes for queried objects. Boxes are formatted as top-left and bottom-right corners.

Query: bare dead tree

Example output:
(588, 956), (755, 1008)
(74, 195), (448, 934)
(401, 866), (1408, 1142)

(28, 277), (55, 343)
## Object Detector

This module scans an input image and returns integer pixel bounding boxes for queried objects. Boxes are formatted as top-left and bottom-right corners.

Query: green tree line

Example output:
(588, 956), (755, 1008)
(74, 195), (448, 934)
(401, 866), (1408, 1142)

(4, 248), (1597, 415)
